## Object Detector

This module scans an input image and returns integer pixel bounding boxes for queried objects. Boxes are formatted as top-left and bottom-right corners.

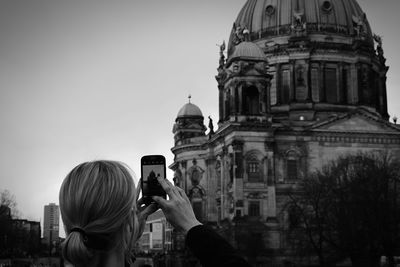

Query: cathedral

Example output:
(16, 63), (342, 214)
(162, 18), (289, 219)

(169, 0), (400, 265)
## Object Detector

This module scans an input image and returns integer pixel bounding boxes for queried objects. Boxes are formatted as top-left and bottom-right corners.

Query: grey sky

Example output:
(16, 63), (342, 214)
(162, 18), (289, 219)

(0, 0), (399, 236)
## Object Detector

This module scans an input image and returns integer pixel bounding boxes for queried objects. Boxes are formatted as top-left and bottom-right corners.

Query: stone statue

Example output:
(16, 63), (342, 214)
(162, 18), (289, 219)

(373, 34), (382, 47)
(352, 14), (366, 37)
(291, 10), (307, 35)
(373, 33), (386, 64)
(188, 159), (204, 186)
(242, 27), (250, 41)
(232, 23), (249, 45)
(208, 116), (214, 135)
(217, 41), (226, 68)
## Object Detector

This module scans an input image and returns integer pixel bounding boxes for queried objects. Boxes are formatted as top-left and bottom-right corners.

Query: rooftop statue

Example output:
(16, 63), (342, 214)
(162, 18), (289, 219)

(232, 23), (250, 45)
(373, 33), (386, 65)
(217, 41), (226, 68)
(352, 13), (366, 37)
(291, 9), (307, 35)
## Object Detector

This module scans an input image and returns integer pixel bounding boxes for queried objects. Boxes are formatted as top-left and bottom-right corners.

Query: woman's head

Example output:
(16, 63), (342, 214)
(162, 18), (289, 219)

(59, 160), (139, 266)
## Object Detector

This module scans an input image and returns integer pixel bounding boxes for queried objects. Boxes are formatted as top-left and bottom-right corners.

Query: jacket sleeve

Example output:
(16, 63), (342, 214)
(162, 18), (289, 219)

(186, 225), (252, 267)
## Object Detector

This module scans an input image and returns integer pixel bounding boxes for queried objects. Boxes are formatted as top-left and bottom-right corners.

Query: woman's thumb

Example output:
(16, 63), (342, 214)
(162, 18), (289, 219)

(152, 196), (167, 208)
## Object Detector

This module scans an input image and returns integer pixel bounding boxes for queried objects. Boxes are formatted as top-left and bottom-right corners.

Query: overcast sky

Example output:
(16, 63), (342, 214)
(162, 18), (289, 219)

(0, 0), (399, 237)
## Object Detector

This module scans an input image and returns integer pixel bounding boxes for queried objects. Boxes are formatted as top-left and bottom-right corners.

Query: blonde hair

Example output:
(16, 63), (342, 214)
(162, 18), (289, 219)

(59, 160), (140, 266)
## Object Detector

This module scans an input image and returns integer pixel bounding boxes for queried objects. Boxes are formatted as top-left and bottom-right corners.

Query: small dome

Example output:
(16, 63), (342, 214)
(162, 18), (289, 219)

(177, 103), (203, 118)
(228, 41), (266, 63)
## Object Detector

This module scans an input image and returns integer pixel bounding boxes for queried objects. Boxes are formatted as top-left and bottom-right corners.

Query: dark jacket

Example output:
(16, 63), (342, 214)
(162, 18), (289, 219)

(186, 225), (252, 267)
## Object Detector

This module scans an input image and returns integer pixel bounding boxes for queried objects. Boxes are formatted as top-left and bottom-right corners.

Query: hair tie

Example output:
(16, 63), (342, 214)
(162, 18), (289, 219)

(70, 227), (88, 241)
(70, 227), (112, 251)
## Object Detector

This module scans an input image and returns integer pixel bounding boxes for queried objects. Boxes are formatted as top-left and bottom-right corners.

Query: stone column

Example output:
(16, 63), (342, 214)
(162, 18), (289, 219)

(221, 147), (228, 220)
(356, 63), (362, 104)
(290, 60), (296, 101)
(266, 151), (277, 218)
(321, 61), (326, 102)
(233, 141), (244, 217)
(180, 161), (187, 194)
(238, 84), (243, 115)
(276, 63), (281, 105)
(338, 63), (344, 103)
(350, 63), (358, 104)
(307, 59), (312, 101)
(206, 158), (217, 222)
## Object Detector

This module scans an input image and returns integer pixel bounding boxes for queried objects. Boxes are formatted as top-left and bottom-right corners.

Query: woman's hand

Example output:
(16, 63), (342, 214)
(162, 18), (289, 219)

(136, 179), (158, 238)
(152, 176), (202, 234)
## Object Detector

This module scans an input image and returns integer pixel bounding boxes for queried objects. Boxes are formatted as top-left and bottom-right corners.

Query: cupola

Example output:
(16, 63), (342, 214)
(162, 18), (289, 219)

(173, 97), (206, 145)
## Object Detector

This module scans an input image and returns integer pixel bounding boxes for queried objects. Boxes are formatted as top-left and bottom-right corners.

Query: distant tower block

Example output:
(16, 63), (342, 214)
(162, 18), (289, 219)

(43, 203), (59, 248)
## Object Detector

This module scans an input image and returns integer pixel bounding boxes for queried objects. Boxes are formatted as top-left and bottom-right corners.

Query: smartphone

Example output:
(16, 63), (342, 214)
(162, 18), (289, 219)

(141, 155), (167, 205)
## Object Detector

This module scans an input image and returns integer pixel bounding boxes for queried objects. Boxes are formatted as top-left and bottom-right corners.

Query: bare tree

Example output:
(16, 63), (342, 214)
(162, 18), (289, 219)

(287, 152), (400, 267)
(0, 189), (20, 219)
(286, 170), (340, 266)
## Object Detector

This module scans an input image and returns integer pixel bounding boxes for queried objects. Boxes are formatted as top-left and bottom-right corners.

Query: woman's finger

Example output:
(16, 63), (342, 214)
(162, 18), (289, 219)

(164, 178), (183, 199)
(152, 195), (169, 209)
(156, 176), (179, 199)
(176, 186), (190, 201)
(138, 203), (158, 219)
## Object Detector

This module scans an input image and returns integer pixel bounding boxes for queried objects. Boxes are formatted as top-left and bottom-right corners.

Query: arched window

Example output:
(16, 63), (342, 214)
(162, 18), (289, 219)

(243, 86), (260, 115)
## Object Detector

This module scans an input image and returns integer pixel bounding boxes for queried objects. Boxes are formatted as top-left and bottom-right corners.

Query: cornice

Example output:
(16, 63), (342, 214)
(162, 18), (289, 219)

(310, 132), (400, 144)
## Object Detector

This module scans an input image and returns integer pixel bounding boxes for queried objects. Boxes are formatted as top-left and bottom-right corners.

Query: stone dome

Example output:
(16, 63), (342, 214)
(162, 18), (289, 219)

(218, 0), (389, 122)
(228, 41), (267, 63)
(177, 103), (203, 118)
(228, 0), (374, 53)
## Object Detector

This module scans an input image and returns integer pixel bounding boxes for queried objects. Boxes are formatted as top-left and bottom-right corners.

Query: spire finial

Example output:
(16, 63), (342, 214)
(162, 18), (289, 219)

(188, 94), (192, 103)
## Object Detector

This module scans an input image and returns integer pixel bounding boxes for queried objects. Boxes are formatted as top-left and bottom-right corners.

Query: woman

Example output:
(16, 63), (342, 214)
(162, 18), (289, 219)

(60, 160), (251, 267)
(59, 160), (156, 266)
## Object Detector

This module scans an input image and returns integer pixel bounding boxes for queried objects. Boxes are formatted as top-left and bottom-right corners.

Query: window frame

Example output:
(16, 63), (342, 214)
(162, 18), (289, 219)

(247, 159), (262, 182)
(285, 150), (300, 181)
(248, 201), (260, 217)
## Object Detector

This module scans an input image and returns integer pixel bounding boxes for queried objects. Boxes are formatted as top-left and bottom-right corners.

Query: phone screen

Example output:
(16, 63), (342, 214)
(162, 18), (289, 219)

(141, 155), (166, 203)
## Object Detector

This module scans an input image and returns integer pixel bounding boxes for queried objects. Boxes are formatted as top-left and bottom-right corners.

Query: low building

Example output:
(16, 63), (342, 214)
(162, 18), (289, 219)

(136, 209), (173, 253)
(0, 208), (41, 258)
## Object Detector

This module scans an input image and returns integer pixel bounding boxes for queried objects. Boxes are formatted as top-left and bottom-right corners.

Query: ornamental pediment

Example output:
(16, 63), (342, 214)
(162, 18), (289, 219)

(309, 112), (400, 134)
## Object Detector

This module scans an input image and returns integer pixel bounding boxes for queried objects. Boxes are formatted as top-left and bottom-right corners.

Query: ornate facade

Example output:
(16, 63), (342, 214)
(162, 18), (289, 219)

(170, 0), (400, 265)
